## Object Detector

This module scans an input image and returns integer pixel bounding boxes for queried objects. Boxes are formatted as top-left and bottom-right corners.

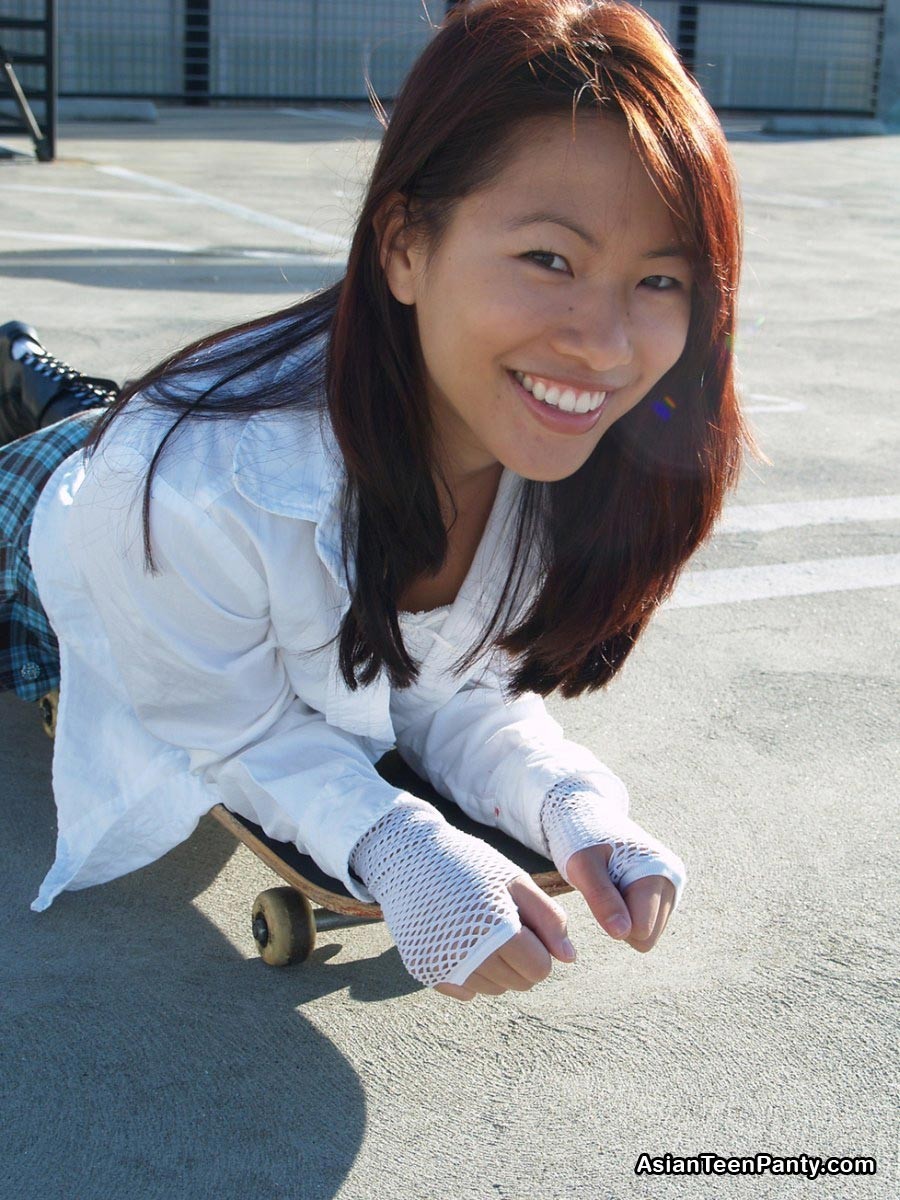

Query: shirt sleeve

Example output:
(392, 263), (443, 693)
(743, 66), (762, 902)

(391, 652), (630, 859)
(63, 446), (411, 901)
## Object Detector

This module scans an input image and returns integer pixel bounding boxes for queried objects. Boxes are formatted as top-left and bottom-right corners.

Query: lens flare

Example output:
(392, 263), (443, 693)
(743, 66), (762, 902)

(652, 395), (677, 421)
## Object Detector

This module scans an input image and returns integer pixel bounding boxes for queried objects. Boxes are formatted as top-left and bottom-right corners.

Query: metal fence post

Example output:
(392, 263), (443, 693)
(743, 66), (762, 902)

(45, 0), (56, 159)
(0, 0), (56, 161)
(185, 0), (211, 105)
(677, 4), (699, 76)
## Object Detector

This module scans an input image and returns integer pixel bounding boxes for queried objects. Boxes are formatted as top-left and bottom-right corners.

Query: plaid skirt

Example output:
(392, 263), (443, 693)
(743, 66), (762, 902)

(0, 410), (106, 701)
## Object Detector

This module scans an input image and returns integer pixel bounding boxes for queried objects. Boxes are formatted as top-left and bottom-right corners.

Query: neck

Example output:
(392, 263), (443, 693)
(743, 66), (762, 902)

(437, 460), (503, 525)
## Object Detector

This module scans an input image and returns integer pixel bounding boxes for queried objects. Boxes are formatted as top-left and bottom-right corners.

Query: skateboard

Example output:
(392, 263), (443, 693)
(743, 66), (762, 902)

(38, 689), (571, 967)
(212, 747), (572, 966)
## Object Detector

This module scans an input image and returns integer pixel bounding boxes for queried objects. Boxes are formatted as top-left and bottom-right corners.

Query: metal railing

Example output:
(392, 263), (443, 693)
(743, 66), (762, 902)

(667, 0), (885, 117)
(0, 1), (887, 118)
(0, 0), (56, 159)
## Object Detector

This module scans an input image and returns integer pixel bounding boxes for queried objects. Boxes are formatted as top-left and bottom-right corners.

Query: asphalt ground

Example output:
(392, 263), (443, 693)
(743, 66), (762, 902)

(0, 107), (897, 1200)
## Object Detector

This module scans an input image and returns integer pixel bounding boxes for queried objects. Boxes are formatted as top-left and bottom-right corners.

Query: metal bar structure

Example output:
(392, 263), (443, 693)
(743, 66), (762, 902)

(0, 0), (56, 160)
(869, 1), (887, 118)
(1, 1), (884, 119)
(664, 0), (885, 117)
(184, 0), (210, 106)
(677, 4), (699, 76)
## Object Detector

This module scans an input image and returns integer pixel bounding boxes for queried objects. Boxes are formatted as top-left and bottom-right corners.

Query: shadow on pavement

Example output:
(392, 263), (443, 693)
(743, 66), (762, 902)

(0, 248), (346, 294)
(0, 692), (417, 1198)
(56, 108), (385, 147)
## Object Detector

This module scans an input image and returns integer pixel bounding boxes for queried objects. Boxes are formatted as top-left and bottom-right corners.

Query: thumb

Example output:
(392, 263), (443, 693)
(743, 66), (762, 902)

(507, 874), (576, 963)
(565, 844), (633, 940)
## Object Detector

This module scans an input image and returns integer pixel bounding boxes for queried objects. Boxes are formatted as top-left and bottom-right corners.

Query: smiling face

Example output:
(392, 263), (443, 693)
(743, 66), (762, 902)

(381, 112), (694, 488)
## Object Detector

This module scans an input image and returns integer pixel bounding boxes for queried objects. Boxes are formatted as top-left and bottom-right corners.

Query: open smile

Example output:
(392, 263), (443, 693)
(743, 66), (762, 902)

(512, 370), (607, 413)
(506, 369), (612, 434)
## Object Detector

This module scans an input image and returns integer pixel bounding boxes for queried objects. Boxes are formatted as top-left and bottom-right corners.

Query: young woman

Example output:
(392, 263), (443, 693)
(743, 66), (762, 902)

(0, 0), (753, 1000)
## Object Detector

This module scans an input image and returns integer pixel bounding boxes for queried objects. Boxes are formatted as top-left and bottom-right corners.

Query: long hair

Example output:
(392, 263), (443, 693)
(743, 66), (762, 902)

(87, 0), (757, 699)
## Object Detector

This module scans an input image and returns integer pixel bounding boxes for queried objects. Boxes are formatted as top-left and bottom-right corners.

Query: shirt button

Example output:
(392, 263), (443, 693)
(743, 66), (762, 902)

(21, 662), (42, 681)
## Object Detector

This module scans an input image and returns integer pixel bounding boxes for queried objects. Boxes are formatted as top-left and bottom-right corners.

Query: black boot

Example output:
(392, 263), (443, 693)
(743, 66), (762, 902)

(0, 321), (119, 444)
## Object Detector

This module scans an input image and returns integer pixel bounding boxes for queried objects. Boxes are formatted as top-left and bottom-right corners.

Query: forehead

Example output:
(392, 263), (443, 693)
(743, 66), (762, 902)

(463, 113), (676, 238)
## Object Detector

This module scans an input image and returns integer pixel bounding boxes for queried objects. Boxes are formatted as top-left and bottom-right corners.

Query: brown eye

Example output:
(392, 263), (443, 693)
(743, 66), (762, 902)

(642, 275), (682, 291)
(524, 250), (570, 274)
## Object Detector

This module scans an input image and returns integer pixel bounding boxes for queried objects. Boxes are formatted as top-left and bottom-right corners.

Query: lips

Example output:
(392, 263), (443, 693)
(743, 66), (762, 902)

(508, 369), (610, 433)
(513, 369), (607, 414)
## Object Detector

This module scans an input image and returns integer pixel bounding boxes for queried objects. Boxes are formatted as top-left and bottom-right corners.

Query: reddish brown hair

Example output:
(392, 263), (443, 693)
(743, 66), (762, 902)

(332, 0), (754, 695)
(89, 0), (757, 699)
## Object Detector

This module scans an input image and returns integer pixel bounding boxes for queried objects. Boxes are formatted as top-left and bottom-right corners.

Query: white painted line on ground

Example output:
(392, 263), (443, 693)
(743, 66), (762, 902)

(745, 393), (807, 413)
(0, 183), (198, 204)
(96, 166), (351, 252)
(278, 106), (379, 128)
(668, 554), (900, 609)
(0, 229), (201, 252)
(722, 495), (900, 534)
(0, 229), (340, 266)
(742, 189), (837, 209)
(238, 248), (339, 265)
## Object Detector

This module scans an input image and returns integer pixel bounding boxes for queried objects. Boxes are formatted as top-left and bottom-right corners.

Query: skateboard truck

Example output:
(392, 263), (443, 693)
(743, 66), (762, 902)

(212, 805), (389, 967)
(37, 691), (570, 969)
(248, 885), (381, 968)
(212, 758), (570, 969)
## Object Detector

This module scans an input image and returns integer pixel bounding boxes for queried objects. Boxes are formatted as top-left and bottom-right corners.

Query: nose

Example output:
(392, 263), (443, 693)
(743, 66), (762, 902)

(547, 288), (634, 373)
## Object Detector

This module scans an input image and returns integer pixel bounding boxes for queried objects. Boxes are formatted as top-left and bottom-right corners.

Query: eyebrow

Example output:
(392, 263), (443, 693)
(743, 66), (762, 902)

(506, 211), (689, 259)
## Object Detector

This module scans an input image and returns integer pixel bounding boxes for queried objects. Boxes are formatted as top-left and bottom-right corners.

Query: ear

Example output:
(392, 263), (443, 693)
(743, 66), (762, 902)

(373, 191), (421, 306)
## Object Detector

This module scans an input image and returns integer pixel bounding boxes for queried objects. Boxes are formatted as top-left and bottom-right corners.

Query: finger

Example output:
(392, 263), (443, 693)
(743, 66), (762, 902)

(648, 890), (675, 942)
(624, 880), (675, 952)
(461, 970), (507, 996)
(566, 846), (632, 940)
(435, 931), (546, 998)
(507, 874), (574, 963)
(436, 918), (555, 999)
(494, 921), (555, 984)
(624, 878), (662, 944)
(478, 945), (544, 992)
(625, 901), (661, 952)
(435, 982), (476, 1001)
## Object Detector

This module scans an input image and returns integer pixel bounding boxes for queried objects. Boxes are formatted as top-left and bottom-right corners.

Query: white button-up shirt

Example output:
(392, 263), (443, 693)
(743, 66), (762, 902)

(28, 390), (628, 912)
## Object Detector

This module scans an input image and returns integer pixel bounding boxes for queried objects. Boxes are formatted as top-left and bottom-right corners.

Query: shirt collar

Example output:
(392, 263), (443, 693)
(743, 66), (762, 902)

(232, 404), (351, 592)
(232, 404), (529, 609)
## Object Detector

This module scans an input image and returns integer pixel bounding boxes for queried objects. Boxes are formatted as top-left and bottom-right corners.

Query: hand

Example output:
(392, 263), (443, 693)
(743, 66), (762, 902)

(565, 843), (675, 952)
(435, 874), (575, 1001)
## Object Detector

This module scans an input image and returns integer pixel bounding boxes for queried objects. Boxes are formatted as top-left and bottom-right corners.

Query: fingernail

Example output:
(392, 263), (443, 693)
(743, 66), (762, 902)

(608, 916), (630, 937)
(560, 937), (577, 962)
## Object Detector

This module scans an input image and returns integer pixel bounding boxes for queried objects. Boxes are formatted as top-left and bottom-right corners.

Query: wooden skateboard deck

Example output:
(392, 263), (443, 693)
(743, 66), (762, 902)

(211, 747), (571, 965)
(37, 690), (570, 966)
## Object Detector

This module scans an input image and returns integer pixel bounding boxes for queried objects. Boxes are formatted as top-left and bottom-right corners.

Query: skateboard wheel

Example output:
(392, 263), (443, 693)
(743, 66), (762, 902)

(251, 887), (316, 967)
(38, 689), (59, 739)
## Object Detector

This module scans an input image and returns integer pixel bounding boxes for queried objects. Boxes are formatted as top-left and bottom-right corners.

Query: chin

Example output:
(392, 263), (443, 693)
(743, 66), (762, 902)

(516, 461), (592, 484)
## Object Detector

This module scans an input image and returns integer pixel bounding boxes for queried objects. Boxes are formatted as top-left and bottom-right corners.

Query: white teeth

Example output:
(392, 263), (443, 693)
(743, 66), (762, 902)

(513, 370), (607, 413)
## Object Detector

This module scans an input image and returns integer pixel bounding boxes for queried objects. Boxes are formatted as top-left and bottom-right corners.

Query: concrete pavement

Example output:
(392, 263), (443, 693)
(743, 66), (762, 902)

(0, 107), (897, 1199)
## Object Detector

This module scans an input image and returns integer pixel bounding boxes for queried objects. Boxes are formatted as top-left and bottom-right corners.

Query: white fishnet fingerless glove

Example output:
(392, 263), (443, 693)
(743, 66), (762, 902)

(349, 796), (524, 989)
(540, 778), (686, 908)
